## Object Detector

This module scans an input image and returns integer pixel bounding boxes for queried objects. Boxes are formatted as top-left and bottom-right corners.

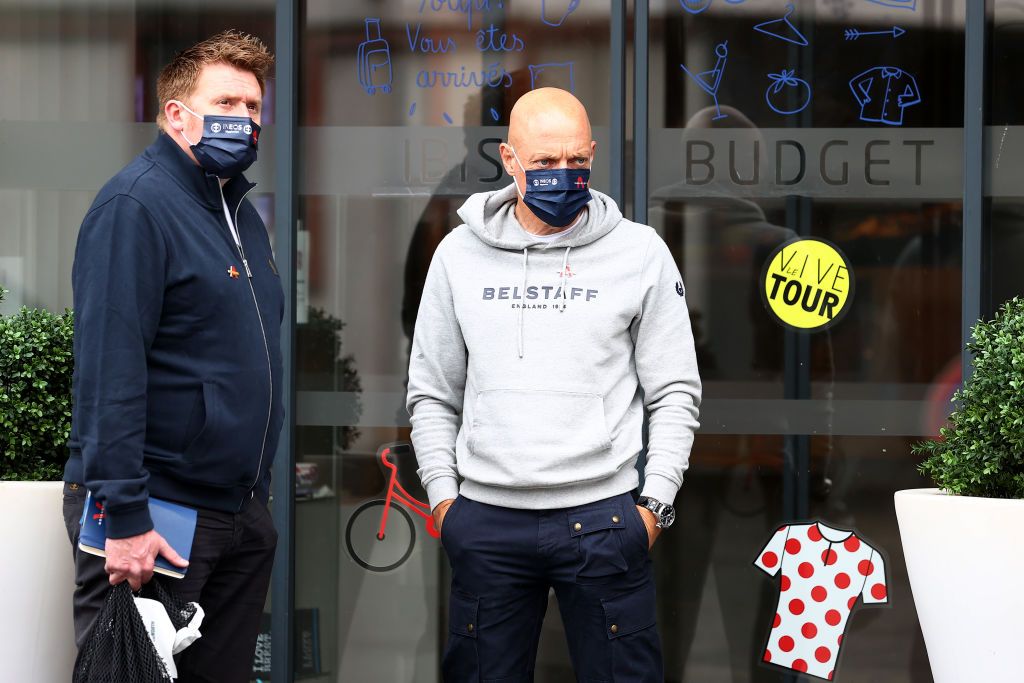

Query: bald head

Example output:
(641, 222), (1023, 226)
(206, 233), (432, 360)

(508, 88), (592, 149)
(500, 89), (597, 231)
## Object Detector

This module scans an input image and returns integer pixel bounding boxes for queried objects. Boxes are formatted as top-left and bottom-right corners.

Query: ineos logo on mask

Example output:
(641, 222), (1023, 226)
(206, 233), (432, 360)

(243, 124), (252, 134)
(210, 122), (222, 133)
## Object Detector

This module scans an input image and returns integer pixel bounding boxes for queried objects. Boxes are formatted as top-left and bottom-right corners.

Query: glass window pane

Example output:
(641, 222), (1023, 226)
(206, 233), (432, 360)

(988, 2), (1024, 307)
(297, 2), (613, 680)
(647, 1), (963, 680)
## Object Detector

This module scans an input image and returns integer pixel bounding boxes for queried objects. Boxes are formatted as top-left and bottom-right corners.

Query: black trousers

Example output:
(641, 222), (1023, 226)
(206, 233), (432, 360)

(440, 492), (663, 682)
(63, 482), (277, 683)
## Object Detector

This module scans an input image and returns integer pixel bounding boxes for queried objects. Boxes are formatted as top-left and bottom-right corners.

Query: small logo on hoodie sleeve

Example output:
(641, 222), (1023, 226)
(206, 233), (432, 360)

(675, 281), (685, 297)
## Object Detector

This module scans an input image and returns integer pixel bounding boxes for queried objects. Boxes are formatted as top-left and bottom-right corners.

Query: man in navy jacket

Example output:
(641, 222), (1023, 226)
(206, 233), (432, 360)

(62, 31), (283, 681)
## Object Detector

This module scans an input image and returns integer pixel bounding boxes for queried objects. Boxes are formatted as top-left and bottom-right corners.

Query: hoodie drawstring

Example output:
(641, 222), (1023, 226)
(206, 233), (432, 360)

(559, 246), (572, 311)
(518, 245), (572, 359)
(518, 247), (528, 358)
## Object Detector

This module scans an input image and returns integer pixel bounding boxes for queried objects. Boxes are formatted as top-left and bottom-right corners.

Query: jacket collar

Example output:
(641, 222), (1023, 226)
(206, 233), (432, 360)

(147, 132), (257, 211)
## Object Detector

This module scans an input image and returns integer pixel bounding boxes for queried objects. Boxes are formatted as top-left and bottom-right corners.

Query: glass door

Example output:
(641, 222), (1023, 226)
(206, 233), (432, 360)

(295, 2), (615, 680)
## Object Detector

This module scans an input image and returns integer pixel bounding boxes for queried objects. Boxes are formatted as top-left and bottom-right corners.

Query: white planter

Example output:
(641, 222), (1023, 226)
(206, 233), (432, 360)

(0, 481), (78, 681)
(895, 488), (1024, 683)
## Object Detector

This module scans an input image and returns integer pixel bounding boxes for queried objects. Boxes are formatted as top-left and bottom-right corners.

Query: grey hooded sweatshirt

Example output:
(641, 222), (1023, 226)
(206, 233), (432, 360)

(407, 183), (702, 511)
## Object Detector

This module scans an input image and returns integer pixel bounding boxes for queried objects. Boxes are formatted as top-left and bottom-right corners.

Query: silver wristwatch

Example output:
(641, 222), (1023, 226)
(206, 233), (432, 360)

(637, 496), (676, 529)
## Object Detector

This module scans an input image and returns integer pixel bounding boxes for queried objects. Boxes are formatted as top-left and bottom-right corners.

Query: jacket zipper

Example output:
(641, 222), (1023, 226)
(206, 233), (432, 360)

(218, 183), (273, 509)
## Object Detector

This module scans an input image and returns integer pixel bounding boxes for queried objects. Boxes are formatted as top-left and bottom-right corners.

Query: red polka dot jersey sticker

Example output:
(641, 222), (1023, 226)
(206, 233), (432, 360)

(754, 521), (890, 680)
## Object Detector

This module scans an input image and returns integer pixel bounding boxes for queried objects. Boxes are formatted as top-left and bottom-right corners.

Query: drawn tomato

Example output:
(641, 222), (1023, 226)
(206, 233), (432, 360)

(765, 69), (812, 115)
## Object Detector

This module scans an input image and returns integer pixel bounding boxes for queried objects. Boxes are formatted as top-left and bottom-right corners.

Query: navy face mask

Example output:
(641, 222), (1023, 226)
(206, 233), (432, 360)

(511, 146), (593, 228)
(174, 100), (260, 179)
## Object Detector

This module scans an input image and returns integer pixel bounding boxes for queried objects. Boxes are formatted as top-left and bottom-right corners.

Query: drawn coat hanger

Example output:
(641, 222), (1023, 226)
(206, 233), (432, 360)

(754, 4), (809, 47)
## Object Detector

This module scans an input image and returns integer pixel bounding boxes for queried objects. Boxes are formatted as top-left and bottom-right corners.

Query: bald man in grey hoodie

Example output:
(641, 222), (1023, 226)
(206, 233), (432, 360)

(407, 88), (702, 682)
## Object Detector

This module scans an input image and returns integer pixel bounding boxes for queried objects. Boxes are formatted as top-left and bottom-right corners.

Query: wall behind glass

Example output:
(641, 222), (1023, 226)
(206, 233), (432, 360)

(296, 1), (613, 680)
(0, 1), (276, 316)
(646, 1), (963, 681)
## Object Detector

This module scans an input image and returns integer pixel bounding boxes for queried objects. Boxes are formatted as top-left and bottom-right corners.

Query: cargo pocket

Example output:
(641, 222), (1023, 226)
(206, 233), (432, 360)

(601, 581), (662, 681)
(572, 504), (631, 584)
(442, 590), (480, 682)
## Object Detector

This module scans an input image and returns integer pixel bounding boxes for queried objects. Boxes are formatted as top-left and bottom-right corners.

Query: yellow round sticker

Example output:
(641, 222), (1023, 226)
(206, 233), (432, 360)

(762, 238), (854, 331)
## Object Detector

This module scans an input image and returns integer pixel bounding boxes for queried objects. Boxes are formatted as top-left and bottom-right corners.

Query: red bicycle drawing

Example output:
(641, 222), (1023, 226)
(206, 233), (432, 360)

(344, 442), (439, 572)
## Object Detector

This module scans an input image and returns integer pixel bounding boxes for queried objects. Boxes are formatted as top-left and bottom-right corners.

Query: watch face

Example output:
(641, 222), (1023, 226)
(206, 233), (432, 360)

(660, 506), (676, 528)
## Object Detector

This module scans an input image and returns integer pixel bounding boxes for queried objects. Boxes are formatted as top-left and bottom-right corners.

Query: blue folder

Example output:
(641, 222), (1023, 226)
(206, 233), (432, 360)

(79, 492), (197, 579)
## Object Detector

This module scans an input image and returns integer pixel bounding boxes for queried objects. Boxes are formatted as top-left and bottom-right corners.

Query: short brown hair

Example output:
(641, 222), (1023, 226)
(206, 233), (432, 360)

(156, 30), (274, 127)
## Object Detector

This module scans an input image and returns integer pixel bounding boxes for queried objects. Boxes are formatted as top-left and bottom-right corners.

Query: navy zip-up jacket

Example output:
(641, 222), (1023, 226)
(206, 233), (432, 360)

(64, 133), (285, 539)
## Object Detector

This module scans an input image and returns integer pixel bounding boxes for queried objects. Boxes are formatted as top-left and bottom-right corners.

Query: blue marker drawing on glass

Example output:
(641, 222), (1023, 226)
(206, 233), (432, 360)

(490, 107), (500, 121)
(529, 62), (575, 92)
(753, 4), (809, 47)
(764, 70), (811, 115)
(864, 0), (916, 10)
(849, 66), (921, 126)
(680, 41), (729, 121)
(541, 0), (581, 27)
(357, 18), (392, 95)
(443, 112), (454, 125)
(679, 0), (713, 14)
(409, 102), (417, 117)
(844, 26), (905, 40)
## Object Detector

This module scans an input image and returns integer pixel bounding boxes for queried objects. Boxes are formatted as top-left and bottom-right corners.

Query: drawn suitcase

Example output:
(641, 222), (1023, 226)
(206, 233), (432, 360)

(357, 18), (392, 95)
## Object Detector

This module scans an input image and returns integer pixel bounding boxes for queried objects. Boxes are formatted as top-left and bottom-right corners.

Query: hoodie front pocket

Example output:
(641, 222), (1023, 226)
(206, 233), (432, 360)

(466, 390), (612, 488)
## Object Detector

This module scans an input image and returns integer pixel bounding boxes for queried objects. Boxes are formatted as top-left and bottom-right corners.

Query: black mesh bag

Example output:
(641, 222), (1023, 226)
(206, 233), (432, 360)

(73, 580), (199, 683)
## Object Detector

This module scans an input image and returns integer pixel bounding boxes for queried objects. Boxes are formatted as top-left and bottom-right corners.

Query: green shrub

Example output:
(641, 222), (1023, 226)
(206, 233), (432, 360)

(914, 297), (1024, 498)
(0, 295), (74, 481)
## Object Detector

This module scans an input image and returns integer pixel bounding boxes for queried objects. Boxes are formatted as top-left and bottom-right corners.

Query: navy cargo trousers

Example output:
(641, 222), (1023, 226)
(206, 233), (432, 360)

(439, 492), (663, 682)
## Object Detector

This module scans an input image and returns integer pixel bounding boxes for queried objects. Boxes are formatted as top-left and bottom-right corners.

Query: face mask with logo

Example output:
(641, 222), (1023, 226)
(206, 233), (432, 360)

(172, 100), (260, 178)
(510, 146), (593, 228)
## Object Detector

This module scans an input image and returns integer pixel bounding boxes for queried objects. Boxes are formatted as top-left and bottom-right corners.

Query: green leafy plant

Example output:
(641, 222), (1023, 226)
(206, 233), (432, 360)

(0, 290), (75, 481)
(914, 297), (1024, 498)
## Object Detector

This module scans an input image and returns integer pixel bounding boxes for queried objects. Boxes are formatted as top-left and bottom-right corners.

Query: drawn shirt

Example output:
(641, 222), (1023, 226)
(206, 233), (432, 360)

(849, 67), (920, 126)
(754, 522), (889, 681)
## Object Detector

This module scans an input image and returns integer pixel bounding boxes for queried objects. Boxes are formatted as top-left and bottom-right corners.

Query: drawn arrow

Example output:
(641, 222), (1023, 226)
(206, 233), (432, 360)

(844, 26), (906, 40)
